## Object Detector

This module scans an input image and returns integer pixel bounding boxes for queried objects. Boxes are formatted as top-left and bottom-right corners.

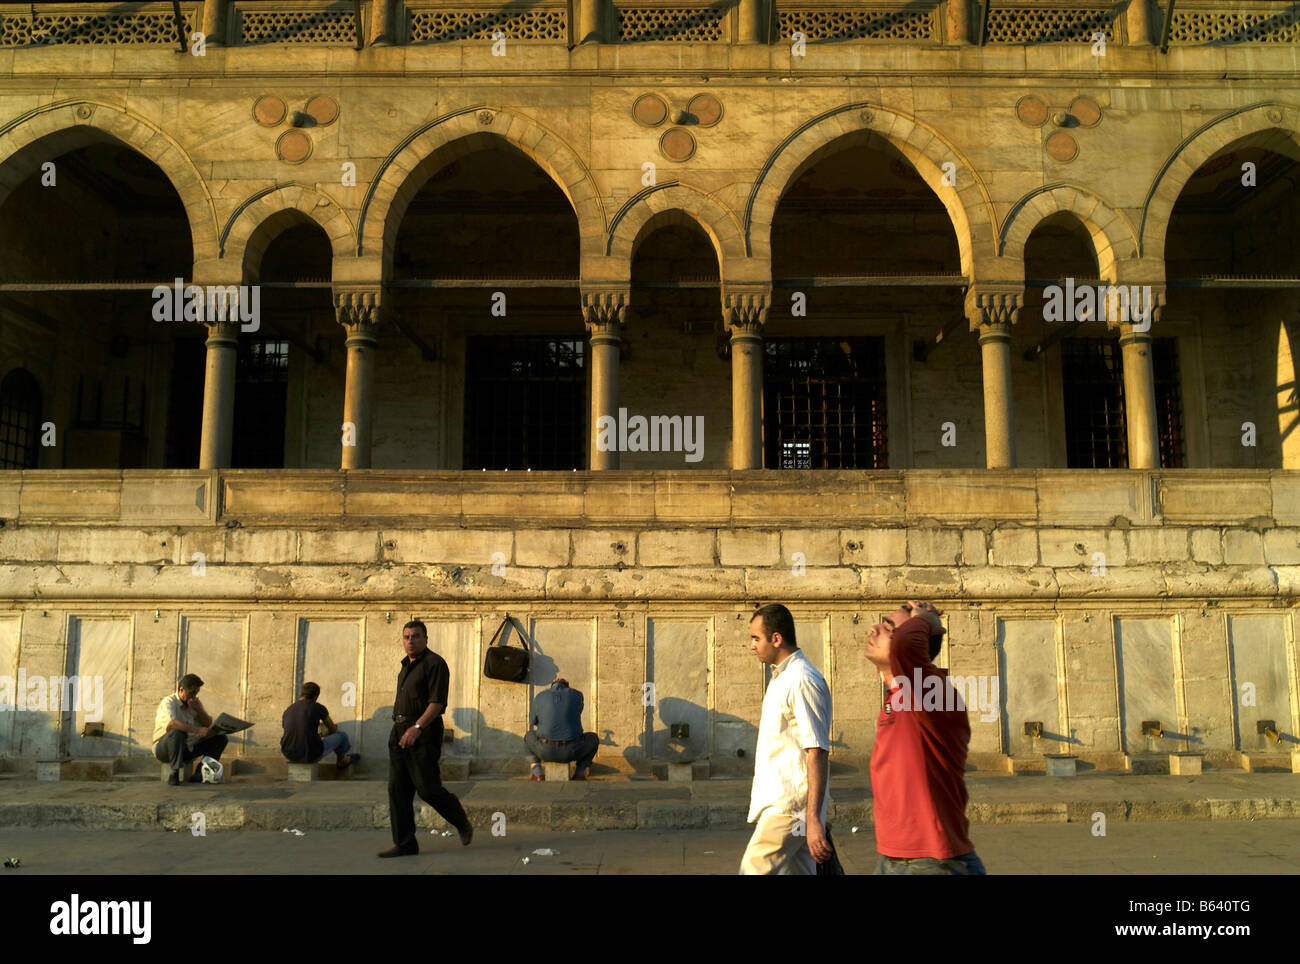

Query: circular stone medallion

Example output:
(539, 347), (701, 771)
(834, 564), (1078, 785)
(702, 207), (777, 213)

(687, 93), (723, 127)
(1016, 95), (1048, 127)
(276, 129), (313, 164)
(1045, 132), (1078, 162)
(253, 95), (287, 127)
(1069, 96), (1102, 128)
(304, 94), (339, 126)
(633, 93), (669, 127)
(659, 128), (696, 162)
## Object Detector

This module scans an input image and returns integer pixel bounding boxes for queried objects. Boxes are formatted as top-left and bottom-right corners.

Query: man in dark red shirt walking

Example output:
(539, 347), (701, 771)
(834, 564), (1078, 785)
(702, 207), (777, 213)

(866, 599), (986, 875)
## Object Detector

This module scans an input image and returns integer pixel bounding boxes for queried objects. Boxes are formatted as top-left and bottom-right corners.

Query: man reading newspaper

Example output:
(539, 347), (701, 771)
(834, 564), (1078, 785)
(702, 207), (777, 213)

(153, 673), (250, 785)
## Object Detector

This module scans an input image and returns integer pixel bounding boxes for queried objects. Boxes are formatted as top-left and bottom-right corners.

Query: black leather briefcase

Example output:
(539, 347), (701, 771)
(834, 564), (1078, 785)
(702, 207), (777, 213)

(483, 614), (530, 682)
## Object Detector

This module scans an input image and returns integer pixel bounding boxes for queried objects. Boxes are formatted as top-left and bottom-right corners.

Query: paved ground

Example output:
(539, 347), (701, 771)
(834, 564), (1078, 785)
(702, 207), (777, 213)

(2, 820), (1298, 874)
(2, 771), (1298, 831)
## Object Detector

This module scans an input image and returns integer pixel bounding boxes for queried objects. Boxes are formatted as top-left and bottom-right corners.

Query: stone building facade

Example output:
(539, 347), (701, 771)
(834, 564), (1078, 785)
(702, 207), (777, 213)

(0, 0), (1298, 777)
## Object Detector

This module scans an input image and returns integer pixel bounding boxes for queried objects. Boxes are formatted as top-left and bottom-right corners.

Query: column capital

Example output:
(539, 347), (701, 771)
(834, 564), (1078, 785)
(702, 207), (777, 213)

(581, 288), (629, 337)
(202, 319), (241, 343)
(965, 286), (1022, 334)
(1106, 286), (1166, 335)
(722, 287), (771, 337)
(334, 287), (384, 332)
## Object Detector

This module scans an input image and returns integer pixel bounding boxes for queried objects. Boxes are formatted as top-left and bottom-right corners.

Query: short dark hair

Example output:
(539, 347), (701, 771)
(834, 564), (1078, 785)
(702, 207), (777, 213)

(300, 681), (320, 700)
(751, 603), (797, 648)
(403, 619), (427, 636)
(178, 673), (203, 691)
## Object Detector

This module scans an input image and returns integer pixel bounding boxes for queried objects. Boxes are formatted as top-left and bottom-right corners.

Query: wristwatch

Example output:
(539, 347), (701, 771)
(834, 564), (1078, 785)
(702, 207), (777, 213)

(412, 723), (421, 731)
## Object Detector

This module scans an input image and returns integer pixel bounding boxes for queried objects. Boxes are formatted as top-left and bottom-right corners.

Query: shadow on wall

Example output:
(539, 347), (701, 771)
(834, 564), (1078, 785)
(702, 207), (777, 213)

(3, 711), (62, 765)
(621, 696), (759, 778)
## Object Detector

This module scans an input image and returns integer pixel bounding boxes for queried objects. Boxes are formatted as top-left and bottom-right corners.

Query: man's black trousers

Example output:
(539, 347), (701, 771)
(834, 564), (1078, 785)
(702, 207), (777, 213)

(387, 721), (469, 851)
(154, 731), (228, 771)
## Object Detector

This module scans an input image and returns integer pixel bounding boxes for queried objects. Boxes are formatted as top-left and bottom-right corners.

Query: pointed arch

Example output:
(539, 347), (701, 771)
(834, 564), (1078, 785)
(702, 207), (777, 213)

(357, 108), (605, 278)
(1000, 183), (1138, 282)
(605, 182), (744, 283)
(0, 99), (218, 262)
(1141, 101), (1300, 258)
(745, 103), (995, 278)
(220, 183), (356, 281)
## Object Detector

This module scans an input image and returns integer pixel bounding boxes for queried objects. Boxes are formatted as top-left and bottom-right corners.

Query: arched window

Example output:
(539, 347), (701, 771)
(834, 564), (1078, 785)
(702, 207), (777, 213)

(0, 368), (42, 469)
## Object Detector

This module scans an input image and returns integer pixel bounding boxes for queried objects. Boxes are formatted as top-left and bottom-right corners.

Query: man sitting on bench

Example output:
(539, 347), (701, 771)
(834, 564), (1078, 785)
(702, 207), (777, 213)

(281, 681), (360, 771)
(154, 673), (227, 786)
(524, 676), (599, 781)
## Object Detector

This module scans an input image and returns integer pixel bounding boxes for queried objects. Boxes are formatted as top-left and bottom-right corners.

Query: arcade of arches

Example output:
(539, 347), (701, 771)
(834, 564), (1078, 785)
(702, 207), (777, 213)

(4, 126), (1298, 474)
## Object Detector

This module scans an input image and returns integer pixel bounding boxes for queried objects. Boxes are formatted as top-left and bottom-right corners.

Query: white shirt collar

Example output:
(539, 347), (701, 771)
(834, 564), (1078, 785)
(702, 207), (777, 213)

(771, 648), (802, 678)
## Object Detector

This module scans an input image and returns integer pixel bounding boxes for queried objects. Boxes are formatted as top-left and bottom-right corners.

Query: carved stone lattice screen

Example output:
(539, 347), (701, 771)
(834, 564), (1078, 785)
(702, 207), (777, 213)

(239, 7), (360, 44)
(984, 5), (1118, 43)
(778, 5), (939, 42)
(0, 8), (196, 46)
(407, 6), (568, 42)
(617, 6), (726, 42)
(1169, 5), (1300, 44)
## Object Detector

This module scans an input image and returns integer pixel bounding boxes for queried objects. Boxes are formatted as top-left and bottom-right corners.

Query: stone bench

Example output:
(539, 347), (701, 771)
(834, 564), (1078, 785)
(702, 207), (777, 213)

(1169, 752), (1203, 776)
(1044, 754), (1077, 777)
(288, 759), (358, 782)
(542, 762), (571, 782)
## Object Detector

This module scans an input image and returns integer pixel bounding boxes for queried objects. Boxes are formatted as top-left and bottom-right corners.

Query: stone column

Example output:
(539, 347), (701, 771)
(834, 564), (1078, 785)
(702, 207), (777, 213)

(946, 0), (971, 44)
(577, 0), (604, 44)
(724, 290), (770, 469)
(583, 290), (627, 470)
(1117, 306), (1163, 469)
(1126, 0), (1153, 46)
(336, 289), (383, 470)
(967, 289), (1021, 469)
(370, 0), (393, 45)
(198, 320), (238, 469)
(199, 0), (226, 46)
(739, 0), (768, 44)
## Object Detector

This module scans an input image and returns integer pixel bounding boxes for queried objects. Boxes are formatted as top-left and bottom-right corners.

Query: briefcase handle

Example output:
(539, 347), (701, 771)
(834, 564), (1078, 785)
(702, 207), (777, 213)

(489, 613), (528, 651)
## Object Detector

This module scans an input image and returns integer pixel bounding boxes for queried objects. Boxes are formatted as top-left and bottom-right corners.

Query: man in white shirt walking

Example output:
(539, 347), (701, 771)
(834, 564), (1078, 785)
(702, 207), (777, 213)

(740, 603), (834, 875)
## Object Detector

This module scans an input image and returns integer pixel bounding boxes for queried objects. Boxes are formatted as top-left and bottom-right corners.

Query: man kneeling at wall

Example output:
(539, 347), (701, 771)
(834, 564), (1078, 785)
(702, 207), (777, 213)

(281, 681), (361, 771)
(153, 673), (226, 786)
(525, 677), (599, 781)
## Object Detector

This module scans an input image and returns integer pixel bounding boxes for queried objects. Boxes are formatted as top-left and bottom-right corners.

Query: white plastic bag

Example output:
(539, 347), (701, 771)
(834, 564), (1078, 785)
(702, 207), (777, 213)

(200, 756), (224, 784)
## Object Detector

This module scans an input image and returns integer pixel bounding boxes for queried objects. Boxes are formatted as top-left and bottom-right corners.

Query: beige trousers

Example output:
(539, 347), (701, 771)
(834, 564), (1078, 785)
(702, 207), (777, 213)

(738, 809), (817, 875)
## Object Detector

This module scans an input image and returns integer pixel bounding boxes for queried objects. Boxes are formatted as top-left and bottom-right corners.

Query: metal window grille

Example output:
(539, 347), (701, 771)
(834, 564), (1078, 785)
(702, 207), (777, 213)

(1062, 337), (1127, 468)
(464, 335), (586, 470)
(232, 340), (290, 468)
(763, 337), (888, 469)
(1062, 337), (1184, 468)
(0, 368), (42, 469)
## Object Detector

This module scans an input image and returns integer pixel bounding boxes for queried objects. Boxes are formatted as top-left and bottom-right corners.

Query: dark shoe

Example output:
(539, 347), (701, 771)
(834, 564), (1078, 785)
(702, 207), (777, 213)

(337, 753), (360, 771)
(377, 845), (418, 858)
(459, 823), (473, 847)
(572, 769), (588, 781)
(167, 771), (181, 786)
(187, 767), (204, 783)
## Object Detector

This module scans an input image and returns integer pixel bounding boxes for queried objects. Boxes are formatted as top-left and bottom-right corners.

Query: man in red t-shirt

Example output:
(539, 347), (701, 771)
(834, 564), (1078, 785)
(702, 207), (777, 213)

(866, 599), (985, 875)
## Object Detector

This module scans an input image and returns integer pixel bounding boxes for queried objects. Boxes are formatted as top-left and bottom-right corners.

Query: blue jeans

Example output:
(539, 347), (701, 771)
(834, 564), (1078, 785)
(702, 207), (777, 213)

(876, 851), (987, 875)
(319, 730), (351, 761)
